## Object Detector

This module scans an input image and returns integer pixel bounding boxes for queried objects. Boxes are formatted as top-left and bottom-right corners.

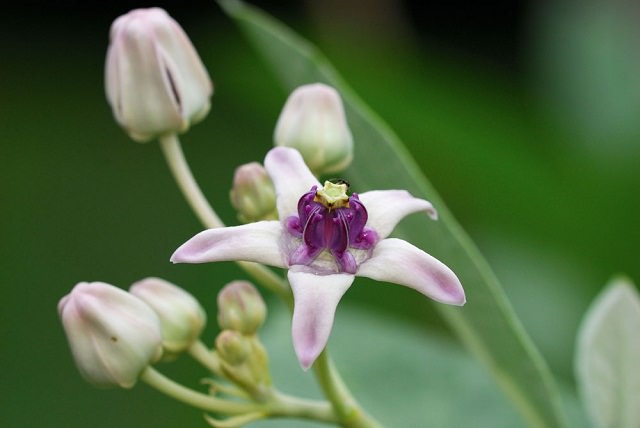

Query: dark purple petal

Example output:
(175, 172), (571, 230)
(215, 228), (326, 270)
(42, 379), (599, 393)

(285, 216), (303, 237)
(331, 250), (357, 274)
(346, 195), (368, 243)
(289, 243), (323, 267)
(296, 187), (317, 225)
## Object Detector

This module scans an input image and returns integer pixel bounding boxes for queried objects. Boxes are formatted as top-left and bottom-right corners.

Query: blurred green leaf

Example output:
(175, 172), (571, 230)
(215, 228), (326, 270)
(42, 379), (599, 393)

(575, 277), (640, 428)
(259, 303), (521, 427)
(218, 0), (566, 426)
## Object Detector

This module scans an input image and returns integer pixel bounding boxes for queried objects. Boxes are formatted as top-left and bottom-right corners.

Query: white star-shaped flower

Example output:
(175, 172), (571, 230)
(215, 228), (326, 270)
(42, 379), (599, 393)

(172, 147), (465, 369)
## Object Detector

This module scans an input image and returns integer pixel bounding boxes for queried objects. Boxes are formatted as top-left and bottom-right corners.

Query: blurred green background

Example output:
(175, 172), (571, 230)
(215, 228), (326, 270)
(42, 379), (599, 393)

(2, 0), (639, 426)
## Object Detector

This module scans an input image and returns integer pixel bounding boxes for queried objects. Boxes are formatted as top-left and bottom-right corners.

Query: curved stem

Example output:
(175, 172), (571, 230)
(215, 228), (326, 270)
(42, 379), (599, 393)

(269, 391), (338, 423)
(159, 134), (224, 229)
(158, 134), (290, 302)
(140, 367), (259, 415)
(313, 350), (382, 428)
(188, 340), (223, 376)
(142, 367), (337, 424)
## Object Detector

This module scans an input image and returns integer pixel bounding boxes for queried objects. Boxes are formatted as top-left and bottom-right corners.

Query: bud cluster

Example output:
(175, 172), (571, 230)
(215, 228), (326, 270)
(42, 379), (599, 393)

(59, 278), (206, 388)
(214, 281), (272, 399)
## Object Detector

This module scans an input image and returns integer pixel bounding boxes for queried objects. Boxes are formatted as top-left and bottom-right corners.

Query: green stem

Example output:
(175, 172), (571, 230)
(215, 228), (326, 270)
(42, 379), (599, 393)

(142, 367), (337, 423)
(140, 367), (259, 415)
(159, 133), (224, 229)
(188, 340), (223, 376)
(313, 350), (382, 428)
(269, 391), (338, 423)
(158, 133), (290, 302)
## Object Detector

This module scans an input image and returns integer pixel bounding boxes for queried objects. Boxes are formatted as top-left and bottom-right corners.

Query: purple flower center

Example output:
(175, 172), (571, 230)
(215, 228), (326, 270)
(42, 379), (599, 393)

(285, 183), (378, 274)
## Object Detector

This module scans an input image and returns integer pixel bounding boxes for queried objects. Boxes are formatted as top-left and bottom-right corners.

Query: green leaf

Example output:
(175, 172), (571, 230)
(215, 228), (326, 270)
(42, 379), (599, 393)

(258, 303), (521, 427)
(575, 277), (640, 428)
(218, 1), (567, 426)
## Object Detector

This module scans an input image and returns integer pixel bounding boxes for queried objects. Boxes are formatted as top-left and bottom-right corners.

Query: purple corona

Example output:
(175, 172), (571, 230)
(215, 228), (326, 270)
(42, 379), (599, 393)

(286, 182), (378, 274)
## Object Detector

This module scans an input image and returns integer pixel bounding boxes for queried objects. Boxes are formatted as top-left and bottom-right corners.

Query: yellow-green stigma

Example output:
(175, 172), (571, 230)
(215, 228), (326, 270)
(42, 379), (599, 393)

(314, 180), (350, 209)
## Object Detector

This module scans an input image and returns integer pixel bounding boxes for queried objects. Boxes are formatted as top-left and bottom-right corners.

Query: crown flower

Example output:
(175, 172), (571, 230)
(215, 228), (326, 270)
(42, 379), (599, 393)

(171, 147), (465, 369)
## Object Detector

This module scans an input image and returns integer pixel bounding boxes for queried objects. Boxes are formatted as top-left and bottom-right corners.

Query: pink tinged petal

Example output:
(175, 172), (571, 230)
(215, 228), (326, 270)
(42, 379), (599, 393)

(358, 190), (437, 239)
(264, 147), (320, 220)
(357, 238), (465, 306)
(150, 13), (212, 122)
(171, 221), (286, 268)
(288, 268), (354, 369)
(108, 12), (184, 138)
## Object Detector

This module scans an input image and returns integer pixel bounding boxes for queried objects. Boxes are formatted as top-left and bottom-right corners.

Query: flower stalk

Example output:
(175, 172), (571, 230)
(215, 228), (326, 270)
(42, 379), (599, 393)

(140, 366), (338, 424)
(158, 133), (290, 302)
(314, 350), (382, 428)
(188, 340), (224, 377)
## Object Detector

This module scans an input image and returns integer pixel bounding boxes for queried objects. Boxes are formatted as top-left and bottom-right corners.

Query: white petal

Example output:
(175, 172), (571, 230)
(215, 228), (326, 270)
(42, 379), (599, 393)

(111, 15), (183, 139)
(170, 221), (286, 268)
(151, 12), (212, 122)
(358, 190), (437, 239)
(357, 238), (465, 306)
(288, 268), (354, 369)
(264, 147), (320, 220)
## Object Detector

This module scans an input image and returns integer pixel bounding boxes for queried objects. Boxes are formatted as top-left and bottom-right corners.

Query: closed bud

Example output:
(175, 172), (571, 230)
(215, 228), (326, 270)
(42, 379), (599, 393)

(105, 8), (213, 142)
(229, 162), (277, 223)
(129, 277), (206, 355)
(58, 282), (163, 388)
(217, 281), (266, 334)
(215, 330), (250, 366)
(274, 83), (353, 175)
(215, 331), (272, 397)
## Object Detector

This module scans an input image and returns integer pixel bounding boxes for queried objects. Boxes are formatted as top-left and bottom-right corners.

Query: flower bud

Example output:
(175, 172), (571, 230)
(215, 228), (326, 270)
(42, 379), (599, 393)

(129, 277), (206, 355)
(217, 281), (266, 334)
(215, 330), (250, 366)
(58, 282), (163, 388)
(215, 331), (272, 397)
(274, 83), (353, 175)
(105, 8), (213, 142)
(229, 162), (277, 223)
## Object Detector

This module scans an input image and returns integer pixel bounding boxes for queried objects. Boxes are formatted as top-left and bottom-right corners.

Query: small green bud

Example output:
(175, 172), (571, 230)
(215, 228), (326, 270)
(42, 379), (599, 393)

(129, 277), (206, 356)
(274, 83), (353, 175)
(229, 162), (277, 223)
(215, 330), (250, 366)
(215, 331), (272, 398)
(217, 281), (266, 334)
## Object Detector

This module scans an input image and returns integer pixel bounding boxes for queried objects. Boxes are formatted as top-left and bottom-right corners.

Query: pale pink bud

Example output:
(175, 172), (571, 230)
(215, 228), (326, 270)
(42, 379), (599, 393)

(274, 83), (353, 175)
(130, 277), (206, 355)
(105, 8), (213, 142)
(229, 162), (277, 223)
(58, 282), (163, 388)
(217, 281), (266, 334)
(215, 330), (250, 366)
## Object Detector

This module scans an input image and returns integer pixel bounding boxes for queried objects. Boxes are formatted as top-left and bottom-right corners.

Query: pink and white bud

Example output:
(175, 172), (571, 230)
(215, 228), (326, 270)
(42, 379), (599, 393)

(274, 83), (353, 175)
(105, 7), (213, 142)
(229, 162), (277, 223)
(58, 282), (163, 388)
(130, 277), (206, 355)
(217, 281), (267, 334)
